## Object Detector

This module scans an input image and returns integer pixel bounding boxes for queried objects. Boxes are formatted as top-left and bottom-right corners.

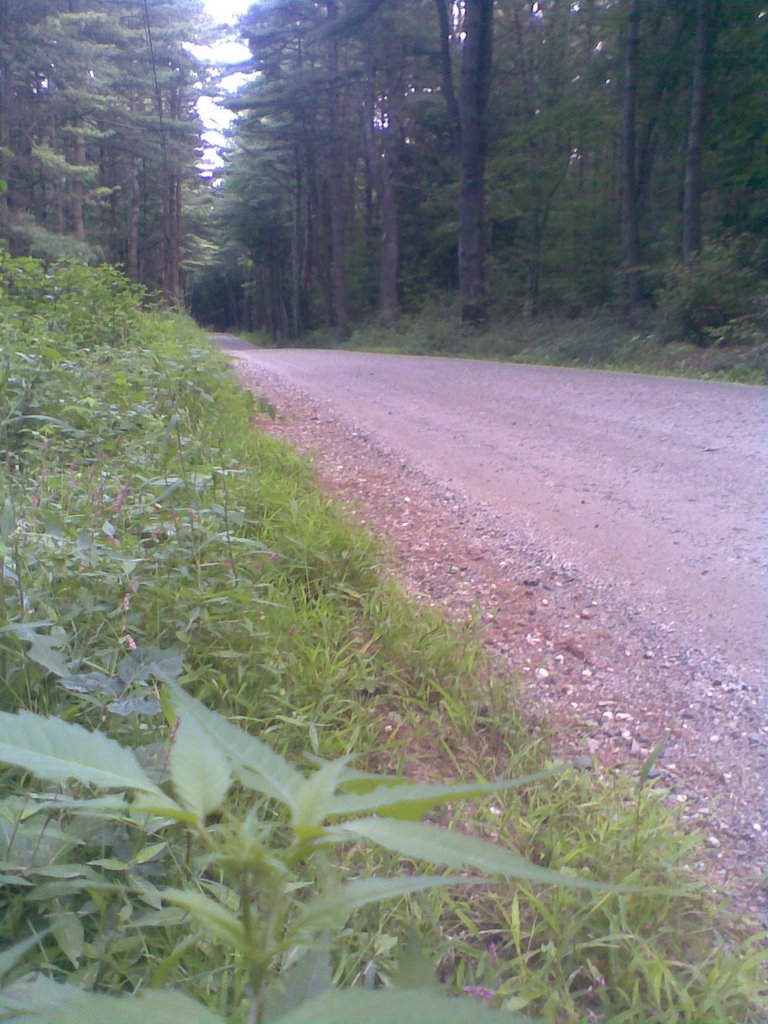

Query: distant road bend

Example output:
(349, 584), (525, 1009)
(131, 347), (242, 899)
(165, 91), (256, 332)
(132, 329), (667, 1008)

(212, 336), (768, 697)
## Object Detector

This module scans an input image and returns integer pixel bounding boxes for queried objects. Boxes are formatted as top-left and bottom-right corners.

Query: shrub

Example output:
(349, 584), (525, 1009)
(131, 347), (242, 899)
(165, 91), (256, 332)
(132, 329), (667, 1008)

(0, 249), (144, 348)
(656, 243), (764, 346)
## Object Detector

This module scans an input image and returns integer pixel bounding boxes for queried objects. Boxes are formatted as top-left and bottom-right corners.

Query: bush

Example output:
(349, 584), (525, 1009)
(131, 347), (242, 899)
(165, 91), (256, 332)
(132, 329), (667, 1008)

(656, 243), (764, 346)
(0, 249), (144, 348)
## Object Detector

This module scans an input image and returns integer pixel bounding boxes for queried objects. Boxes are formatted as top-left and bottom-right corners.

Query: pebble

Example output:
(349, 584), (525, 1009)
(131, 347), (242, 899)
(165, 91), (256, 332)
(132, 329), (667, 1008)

(239, 364), (768, 918)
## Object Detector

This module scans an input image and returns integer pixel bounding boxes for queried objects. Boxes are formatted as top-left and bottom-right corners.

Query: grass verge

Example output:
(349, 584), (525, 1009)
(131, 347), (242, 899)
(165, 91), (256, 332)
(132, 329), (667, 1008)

(1, 266), (766, 1021)
(246, 311), (768, 384)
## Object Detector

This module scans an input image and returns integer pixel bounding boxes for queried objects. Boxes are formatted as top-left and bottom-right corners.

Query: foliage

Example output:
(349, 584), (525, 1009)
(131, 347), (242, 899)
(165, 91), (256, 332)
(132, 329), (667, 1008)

(0, 255), (765, 1022)
(0, 683), (620, 1023)
(194, 0), (768, 339)
(0, 0), (209, 301)
(335, 311), (768, 383)
(656, 243), (766, 346)
(0, 252), (144, 347)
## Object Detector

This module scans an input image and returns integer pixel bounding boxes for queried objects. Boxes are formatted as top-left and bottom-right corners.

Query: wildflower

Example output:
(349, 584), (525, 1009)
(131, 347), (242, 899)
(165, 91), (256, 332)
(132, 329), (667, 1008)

(463, 986), (494, 1001)
(11, 519), (30, 540)
(113, 483), (130, 514)
(123, 634), (137, 651)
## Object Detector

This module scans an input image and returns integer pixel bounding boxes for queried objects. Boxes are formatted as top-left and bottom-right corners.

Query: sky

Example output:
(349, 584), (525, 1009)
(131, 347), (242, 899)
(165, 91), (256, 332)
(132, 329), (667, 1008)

(195, 0), (254, 161)
(202, 0), (252, 27)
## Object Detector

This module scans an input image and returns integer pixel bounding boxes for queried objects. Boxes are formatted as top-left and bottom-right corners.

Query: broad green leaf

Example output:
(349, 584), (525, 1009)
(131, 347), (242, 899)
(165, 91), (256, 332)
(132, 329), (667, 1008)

(20, 793), (181, 822)
(340, 818), (636, 892)
(169, 686), (303, 808)
(134, 841), (168, 865)
(0, 975), (226, 1023)
(169, 710), (231, 822)
(25, 633), (70, 678)
(159, 888), (246, 949)
(50, 913), (84, 967)
(89, 856), (129, 871)
(393, 929), (442, 993)
(143, 478), (185, 505)
(59, 671), (123, 697)
(329, 770), (559, 821)
(289, 875), (483, 937)
(18, 864), (99, 880)
(0, 711), (168, 798)
(19, 794), (132, 817)
(0, 931), (50, 979)
(290, 759), (351, 837)
(118, 647), (184, 686)
(264, 947), (332, 1022)
(270, 987), (536, 1024)
(108, 695), (162, 717)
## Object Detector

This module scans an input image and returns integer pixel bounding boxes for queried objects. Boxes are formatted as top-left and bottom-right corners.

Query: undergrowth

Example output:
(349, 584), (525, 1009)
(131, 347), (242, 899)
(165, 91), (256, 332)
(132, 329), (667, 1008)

(0, 254), (765, 1022)
(341, 312), (768, 384)
(246, 307), (767, 384)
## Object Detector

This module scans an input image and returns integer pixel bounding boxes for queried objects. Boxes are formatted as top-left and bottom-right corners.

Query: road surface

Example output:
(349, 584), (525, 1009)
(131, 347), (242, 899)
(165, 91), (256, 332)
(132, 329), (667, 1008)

(212, 337), (768, 688)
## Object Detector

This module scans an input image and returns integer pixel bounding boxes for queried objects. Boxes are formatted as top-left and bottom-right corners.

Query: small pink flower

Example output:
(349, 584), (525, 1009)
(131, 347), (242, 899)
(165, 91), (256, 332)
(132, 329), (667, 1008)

(122, 634), (137, 651)
(463, 986), (494, 1001)
(113, 485), (130, 514)
(122, 593), (132, 612)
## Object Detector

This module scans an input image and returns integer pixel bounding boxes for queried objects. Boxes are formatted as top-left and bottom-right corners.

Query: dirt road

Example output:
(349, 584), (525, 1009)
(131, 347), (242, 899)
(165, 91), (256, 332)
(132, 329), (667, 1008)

(212, 335), (768, 904)
(213, 337), (768, 687)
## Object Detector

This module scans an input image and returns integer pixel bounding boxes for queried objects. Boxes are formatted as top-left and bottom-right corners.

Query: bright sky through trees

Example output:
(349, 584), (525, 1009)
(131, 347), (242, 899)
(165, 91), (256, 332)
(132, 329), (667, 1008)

(202, 0), (251, 25)
(195, 0), (253, 154)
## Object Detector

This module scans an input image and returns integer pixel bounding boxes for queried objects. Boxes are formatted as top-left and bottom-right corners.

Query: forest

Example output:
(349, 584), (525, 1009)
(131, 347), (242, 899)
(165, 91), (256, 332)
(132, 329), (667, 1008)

(2, 4), (768, 1023)
(1, 0), (766, 351)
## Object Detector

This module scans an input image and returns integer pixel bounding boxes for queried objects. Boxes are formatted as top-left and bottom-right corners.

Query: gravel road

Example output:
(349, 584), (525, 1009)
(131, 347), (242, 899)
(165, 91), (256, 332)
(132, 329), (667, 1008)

(213, 338), (768, 683)
(211, 335), (768, 908)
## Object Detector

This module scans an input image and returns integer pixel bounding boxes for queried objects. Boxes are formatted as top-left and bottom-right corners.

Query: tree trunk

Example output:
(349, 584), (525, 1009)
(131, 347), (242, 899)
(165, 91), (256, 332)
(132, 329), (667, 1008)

(127, 159), (140, 282)
(458, 0), (494, 329)
(682, 0), (708, 269)
(326, 0), (349, 341)
(0, 0), (10, 238)
(71, 119), (86, 242)
(363, 81), (400, 327)
(434, 0), (460, 156)
(620, 0), (642, 319)
(291, 154), (303, 338)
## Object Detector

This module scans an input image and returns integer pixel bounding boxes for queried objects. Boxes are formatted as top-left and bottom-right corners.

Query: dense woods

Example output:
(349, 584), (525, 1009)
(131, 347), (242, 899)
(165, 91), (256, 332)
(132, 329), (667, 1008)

(0, 0), (208, 301)
(1, 1), (766, 342)
(198, 0), (767, 343)
(2, 6), (768, 1021)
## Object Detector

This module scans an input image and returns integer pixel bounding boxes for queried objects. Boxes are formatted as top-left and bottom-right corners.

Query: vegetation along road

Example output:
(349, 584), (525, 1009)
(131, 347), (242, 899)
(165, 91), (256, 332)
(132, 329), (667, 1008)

(214, 335), (768, 899)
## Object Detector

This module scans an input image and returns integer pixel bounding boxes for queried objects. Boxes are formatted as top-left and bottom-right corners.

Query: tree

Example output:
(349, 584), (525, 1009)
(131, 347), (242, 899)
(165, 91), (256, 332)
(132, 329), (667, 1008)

(620, 0), (642, 317)
(457, 0), (494, 328)
(0, 0), (208, 301)
(681, 0), (709, 269)
(192, 0), (766, 341)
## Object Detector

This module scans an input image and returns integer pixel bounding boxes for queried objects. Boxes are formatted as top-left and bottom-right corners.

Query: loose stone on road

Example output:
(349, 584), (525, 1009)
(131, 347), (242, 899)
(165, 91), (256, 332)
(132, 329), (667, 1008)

(212, 334), (768, 912)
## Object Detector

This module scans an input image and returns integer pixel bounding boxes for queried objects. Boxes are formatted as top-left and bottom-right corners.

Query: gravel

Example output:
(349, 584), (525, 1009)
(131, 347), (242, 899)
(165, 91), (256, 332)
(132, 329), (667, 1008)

(213, 335), (768, 922)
